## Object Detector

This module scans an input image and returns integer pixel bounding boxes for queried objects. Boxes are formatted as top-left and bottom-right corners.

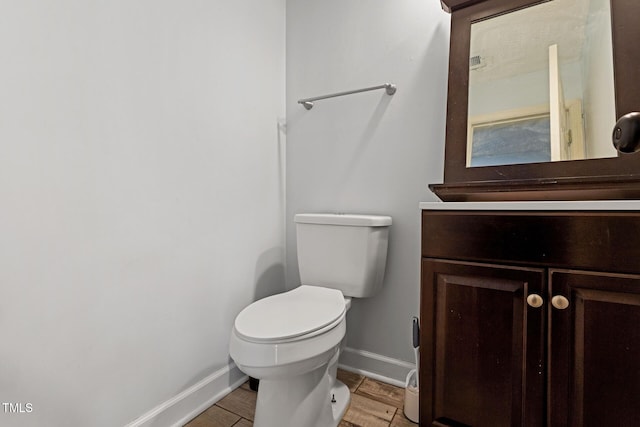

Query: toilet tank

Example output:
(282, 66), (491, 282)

(294, 213), (392, 298)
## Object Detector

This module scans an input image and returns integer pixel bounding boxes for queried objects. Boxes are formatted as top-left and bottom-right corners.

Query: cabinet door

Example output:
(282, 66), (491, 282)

(421, 259), (545, 427)
(549, 270), (640, 427)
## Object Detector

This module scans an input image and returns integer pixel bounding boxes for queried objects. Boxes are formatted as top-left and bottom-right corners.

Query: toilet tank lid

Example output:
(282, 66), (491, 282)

(294, 213), (392, 227)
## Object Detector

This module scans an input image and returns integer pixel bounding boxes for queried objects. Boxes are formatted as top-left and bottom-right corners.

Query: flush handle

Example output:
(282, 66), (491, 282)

(526, 294), (544, 308)
(551, 295), (570, 310)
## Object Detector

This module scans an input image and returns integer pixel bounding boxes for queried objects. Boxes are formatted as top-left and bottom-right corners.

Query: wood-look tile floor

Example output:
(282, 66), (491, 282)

(184, 369), (417, 427)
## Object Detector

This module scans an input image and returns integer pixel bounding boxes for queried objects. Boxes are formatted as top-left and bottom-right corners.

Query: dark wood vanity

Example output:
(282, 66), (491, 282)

(421, 0), (640, 425)
(420, 205), (640, 426)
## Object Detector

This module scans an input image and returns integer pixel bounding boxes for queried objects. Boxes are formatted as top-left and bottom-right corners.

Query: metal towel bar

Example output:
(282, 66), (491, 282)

(298, 83), (396, 110)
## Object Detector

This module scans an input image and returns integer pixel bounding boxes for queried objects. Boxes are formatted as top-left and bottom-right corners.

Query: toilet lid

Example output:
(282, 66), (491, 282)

(234, 286), (346, 343)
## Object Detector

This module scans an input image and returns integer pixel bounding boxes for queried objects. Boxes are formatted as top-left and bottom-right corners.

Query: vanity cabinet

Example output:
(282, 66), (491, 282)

(420, 208), (640, 426)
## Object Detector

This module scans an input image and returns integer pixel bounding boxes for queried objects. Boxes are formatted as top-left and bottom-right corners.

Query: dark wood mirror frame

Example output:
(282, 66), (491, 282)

(431, 0), (640, 201)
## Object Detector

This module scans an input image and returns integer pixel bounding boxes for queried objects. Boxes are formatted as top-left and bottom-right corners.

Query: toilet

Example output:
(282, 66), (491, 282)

(229, 213), (392, 427)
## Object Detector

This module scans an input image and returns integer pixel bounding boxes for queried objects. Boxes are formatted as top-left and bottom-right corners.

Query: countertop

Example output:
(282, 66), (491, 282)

(419, 200), (640, 211)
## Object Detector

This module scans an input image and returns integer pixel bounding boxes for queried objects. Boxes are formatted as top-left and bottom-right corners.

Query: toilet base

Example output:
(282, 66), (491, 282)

(329, 380), (350, 423)
(252, 363), (350, 427)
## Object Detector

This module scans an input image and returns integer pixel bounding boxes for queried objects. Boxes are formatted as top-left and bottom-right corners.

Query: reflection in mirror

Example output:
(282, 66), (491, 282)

(467, 0), (617, 167)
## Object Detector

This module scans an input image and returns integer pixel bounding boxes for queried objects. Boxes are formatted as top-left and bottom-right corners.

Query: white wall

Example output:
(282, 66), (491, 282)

(0, 1), (285, 426)
(285, 0), (450, 378)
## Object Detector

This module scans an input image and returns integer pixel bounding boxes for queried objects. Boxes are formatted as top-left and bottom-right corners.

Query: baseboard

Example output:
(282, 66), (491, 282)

(338, 347), (415, 388)
(125, 362), (247, 427)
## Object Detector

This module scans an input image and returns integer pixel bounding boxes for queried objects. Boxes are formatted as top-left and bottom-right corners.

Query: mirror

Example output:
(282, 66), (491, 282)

(432, 0), (640, 201)
(467, 0), (617, 167)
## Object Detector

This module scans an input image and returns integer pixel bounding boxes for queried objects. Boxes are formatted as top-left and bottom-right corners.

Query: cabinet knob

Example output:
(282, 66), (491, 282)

(526, 294), (544, 308)
(551, 295), (570, 310)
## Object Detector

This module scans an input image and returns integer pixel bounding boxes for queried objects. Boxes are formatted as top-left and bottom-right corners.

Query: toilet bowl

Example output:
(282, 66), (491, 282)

(230, 286), (351, 427)
(229, 213), (391, 427)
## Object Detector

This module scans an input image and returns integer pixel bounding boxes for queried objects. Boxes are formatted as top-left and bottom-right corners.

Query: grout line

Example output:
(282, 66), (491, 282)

(353, 376), (365, 393)
(230, 418), (250, 427)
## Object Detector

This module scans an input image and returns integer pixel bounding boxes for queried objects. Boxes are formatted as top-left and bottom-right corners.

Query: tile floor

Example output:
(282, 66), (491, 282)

(184, 369), (417, 427)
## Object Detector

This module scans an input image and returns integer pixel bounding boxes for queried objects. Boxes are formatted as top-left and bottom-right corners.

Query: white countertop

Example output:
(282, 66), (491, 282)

(419, 200), (640, 210)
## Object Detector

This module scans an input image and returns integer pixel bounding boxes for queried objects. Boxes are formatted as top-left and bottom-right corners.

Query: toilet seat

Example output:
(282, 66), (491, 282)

(234, 286), (345, 343)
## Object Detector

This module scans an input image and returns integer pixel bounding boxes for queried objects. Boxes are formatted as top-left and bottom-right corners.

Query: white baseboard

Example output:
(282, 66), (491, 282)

(338, 347), (415, 388)
(125, 362), (247, 427)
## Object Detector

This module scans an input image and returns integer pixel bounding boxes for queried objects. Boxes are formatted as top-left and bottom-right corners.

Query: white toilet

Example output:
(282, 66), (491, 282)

(229, 213), (391, 427)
